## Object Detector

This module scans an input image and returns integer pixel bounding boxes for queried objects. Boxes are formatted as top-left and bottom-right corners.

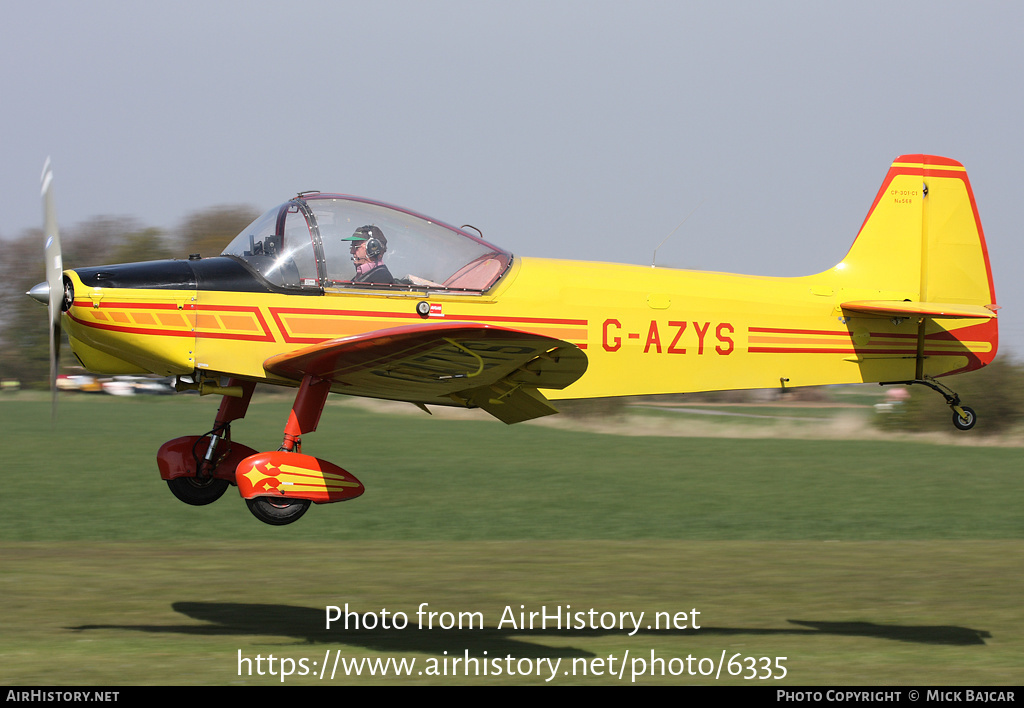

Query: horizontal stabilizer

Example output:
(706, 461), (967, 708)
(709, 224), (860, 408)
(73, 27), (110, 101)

(841, 300), (996, 320)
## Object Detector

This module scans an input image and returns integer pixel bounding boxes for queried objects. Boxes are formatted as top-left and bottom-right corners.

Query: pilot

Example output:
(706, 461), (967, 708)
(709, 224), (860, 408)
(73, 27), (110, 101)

(343, 225), (394, 284)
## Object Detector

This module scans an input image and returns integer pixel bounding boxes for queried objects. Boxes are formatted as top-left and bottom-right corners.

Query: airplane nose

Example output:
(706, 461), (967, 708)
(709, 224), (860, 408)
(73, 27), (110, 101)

(27, 281), (49, 305)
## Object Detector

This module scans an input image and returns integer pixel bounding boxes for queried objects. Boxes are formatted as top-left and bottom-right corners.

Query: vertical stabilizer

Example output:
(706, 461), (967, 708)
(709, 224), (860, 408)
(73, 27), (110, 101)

(836, 155), (995, 308)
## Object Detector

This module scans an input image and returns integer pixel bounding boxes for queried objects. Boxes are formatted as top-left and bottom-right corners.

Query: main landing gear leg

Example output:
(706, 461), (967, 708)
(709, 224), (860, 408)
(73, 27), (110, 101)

(280, 374), (332, 453)
(883, 377), (976, 431)
(203, 377), (258, 474)
(159, 378), (258, 505)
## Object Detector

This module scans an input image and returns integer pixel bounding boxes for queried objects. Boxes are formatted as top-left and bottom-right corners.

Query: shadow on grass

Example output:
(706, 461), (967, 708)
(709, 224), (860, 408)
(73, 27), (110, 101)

(66, 602), (992, 652)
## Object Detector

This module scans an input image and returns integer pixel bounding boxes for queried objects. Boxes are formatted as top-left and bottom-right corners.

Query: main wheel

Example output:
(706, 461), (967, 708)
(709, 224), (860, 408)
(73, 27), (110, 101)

(167, 476), (229, 506)
(245, 496), (311, 526)
(952, 406), (977, 431)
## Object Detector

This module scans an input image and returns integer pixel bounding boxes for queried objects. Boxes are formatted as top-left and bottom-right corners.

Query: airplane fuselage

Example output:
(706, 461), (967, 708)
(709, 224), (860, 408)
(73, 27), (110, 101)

(61, 252), (995, 405)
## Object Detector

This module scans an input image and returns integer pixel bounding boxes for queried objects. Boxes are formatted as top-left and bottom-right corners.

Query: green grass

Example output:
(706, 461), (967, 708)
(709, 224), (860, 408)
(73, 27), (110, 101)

(2, 395), (1021, 541)
(2, 541), (1021, 685)
(0, 395), (1021, 684)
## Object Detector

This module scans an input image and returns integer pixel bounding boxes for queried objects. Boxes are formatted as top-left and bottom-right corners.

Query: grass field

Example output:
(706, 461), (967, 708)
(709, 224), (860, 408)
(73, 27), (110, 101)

(0, 394), (1021, 685)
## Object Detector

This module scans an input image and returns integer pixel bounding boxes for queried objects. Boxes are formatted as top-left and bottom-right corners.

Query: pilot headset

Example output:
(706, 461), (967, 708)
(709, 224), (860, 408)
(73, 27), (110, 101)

(351, 225), (386, 259)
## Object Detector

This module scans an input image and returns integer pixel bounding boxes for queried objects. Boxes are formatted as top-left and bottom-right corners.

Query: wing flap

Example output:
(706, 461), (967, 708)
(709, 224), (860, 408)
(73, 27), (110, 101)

(454, 382), (561, 425)
(264, 322), (588, 423)
(841, 300), (997, 319)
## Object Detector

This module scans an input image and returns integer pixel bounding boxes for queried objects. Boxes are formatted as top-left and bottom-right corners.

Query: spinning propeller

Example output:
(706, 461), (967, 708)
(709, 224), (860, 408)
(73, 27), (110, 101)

(28, 159), (65, 421)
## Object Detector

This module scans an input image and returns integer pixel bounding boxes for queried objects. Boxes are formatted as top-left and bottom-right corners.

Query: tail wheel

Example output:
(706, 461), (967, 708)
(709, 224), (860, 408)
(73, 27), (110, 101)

(166, 476), (230, 506)
(952, 406), (977, 431)
(245, 497), (311, 526)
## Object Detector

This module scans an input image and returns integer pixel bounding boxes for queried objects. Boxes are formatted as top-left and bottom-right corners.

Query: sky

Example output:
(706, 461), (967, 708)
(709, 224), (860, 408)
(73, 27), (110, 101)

(3, 1), (1023, 351)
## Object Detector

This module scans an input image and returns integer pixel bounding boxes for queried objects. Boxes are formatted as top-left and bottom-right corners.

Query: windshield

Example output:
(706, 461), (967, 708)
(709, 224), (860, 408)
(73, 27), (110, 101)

(222, 195), (511, 293)
(221, 202), (321, 289)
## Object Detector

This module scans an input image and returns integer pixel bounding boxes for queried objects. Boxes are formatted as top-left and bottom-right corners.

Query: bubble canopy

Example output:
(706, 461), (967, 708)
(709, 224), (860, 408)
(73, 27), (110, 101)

(221, 194), (512, 293)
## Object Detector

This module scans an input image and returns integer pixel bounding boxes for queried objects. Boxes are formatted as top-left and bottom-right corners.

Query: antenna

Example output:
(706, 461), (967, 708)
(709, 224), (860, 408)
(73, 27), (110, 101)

(652, 198), (705, 267)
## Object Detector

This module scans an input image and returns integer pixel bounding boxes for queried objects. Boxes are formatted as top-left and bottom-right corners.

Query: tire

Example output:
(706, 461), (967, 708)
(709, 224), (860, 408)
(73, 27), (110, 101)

(167, 476), (229, 506)
(245, 496), (311, 526)
(952, 406), (977, 431)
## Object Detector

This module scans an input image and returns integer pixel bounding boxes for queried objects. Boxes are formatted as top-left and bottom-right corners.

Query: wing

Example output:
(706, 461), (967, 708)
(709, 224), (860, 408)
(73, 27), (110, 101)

(841, 300), (997, 319)
(263, 322), (588, 424)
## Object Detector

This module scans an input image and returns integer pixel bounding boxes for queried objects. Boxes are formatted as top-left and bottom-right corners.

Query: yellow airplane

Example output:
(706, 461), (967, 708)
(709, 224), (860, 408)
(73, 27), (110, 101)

(31, 154), (997, 525)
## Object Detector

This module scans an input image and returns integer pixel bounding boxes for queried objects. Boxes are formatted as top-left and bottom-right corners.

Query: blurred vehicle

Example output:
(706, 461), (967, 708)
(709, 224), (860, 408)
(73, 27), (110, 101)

(56, 374), (103, 392)
(102, 377), (136, 396)
(132, 376), (176, 395)
(101, 375), (177, 396)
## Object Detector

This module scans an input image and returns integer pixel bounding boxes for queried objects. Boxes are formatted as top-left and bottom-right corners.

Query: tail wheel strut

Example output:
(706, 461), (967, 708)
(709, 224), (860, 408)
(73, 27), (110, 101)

(882, 377), (976, 431)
